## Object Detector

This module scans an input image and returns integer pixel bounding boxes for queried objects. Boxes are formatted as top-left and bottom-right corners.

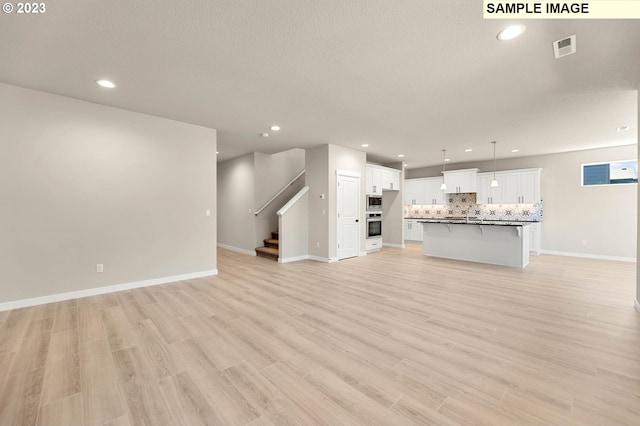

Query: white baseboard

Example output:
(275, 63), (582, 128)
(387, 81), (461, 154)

(0, 269), (219, 312)
(279, 255), (310, 264)
(359, 251), (367, 257)
(217, 243), (256, 256)
(308, 255), (330, 263)
(540, 250), (636, 263)
(635, 299), (640, 315)
(383, 243), (404, 248)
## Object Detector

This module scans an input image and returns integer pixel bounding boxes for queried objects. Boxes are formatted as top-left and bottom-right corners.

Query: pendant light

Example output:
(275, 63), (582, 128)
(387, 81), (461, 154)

(440, 149), (447, 190)
(490, 141), (499, 187)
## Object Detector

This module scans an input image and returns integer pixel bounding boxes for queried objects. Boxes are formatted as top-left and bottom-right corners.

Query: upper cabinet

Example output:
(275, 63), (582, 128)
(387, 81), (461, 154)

(477, 169), (541, 204)
(405, 178), (426, 205)
(366, 164), (400, 195)
(366, 166), (383, 195)
(503, 169), (541, 203)
(442, 169), (478, 194)
(382, 169), (400, 191)
(477, 172), (506, 204)
(404, 177), (445, 205)
(424, 177), (446, 205)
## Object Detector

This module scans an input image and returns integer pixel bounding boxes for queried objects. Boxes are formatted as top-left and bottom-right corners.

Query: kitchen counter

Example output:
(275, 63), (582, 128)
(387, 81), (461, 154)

(417, 218), (538, 226)
(419, 220), (531, 267)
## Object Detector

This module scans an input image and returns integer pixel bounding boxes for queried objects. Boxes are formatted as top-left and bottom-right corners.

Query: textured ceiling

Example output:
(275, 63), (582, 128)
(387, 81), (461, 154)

(1, 1), (638, 168)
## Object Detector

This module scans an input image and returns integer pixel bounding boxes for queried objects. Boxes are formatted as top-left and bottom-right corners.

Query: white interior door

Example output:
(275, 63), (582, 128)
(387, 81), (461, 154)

(337, 172), (360, 260)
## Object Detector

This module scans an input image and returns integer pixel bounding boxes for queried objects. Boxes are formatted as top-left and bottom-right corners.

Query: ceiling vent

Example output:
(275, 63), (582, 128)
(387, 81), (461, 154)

(553, 34), (576, 59)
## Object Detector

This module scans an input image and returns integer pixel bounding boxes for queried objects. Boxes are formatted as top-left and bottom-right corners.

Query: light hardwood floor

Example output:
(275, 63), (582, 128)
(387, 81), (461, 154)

(1, 244), (639, 425)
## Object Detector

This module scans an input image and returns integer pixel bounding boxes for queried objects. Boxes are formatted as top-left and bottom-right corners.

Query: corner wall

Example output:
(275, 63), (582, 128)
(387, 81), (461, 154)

(407, 145), (637, 260)
(382, 162), (405, 247)
(328, 145), (367, 260)
(305, 144), (366, 260)
(0, 83), (217, 305)
(217, 153), (256, 254)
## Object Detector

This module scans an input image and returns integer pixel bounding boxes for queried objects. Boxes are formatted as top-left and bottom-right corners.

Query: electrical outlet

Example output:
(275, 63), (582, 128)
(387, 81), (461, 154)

(205, 209), (211, 217)
(316, 242), (320, 248)
(96, 264), (104, 273)
(582, 240), (587, 246)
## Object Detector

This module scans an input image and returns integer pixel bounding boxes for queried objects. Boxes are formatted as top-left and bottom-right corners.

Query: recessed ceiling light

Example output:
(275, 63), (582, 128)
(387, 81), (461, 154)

(260, 133), (269, 138)
(397, 154), (405, 158)
(270, 125), (281, 131)
(617, 126), (630, 132)
(403, 163), (408, 167)
(216, 151), (219, 154)
(361, 144), (369, 148)
(96, 79), (116, 89)
(444, 158), (451, 162)
(511, 149), (520, 153)
(497, 25), (526, 41)
(465, 149), (473, 152)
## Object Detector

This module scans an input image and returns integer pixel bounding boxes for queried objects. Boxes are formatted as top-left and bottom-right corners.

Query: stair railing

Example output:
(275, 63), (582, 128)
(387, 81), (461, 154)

(254, 169), (305, 216)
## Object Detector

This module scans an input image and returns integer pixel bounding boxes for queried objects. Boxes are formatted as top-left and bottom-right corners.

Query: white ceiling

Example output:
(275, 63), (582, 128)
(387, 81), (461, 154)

(1, 1), (638, 168)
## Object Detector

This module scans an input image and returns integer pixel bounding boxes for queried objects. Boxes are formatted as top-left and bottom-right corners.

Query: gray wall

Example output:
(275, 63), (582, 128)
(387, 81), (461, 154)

(254, 150), (305, 248)
(382, 162), (405, 247)
(407, 145), (637, 259)
(217, 153), (256, 252)
(0, 83), (217, 304)
(306, 144), (367, 260)
(217, 149), (305, 253)
(306, 145), (331, 259)
(637, 85), (640, 309)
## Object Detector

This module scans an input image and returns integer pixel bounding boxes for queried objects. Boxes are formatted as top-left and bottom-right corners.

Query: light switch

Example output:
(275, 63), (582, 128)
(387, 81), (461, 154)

(205, 209), (211, 217)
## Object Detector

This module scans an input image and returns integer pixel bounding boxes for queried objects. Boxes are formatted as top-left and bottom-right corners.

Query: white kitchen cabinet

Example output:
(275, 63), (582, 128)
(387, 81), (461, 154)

(443, 169), (478, 194)
(365, 236), (382, 251)
(366, 166), (383, 195)
(477, 172), (506, 204)
(367, 164), (400, 194)
(503, 169), (541, 204)
(424, 177), (446, 205)
(529, 222), (541, 255)
(382, 168), (400, 191)
(404, 219), (423, 241)
(404, 178), (426, 205)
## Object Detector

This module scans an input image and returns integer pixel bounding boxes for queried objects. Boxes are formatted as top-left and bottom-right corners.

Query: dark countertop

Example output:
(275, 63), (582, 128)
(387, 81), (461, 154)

(414, 219), (538, 226)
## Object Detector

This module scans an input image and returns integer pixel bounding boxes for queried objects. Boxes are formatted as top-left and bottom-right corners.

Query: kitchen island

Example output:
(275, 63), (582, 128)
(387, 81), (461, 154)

(419, 219), (532, 267)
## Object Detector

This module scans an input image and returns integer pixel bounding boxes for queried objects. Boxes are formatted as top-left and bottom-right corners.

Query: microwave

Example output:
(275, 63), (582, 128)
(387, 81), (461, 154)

(366, 195), (382, 211)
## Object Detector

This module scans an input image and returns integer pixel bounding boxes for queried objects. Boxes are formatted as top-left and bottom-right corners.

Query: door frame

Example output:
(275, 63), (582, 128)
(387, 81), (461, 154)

(336, 169), (361, 260)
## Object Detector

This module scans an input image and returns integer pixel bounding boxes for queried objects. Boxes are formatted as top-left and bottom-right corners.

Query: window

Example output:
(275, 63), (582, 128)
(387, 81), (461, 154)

(582, 160), (638, 186)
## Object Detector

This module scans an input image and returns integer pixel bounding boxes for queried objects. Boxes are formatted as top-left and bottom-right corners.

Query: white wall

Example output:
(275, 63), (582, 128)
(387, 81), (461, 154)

(0, 83), (217, 304)
(407, 145), (637, 260)
(278, 189), (309, 262)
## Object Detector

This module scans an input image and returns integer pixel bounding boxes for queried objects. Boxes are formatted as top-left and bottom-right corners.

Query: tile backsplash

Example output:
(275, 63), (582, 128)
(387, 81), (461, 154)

(404, 192), (543, 222)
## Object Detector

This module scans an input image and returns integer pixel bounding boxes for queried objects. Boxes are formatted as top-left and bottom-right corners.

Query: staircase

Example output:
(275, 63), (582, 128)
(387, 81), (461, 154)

(255, 230), (279, 261)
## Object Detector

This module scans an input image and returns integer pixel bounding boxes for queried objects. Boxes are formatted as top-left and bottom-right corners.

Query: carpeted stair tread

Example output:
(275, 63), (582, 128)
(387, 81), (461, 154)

(255, 246), (279, 259)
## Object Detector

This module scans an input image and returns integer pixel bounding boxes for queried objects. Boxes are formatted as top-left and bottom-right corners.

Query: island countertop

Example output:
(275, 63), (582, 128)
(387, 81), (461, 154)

(416, 219), (537, 226)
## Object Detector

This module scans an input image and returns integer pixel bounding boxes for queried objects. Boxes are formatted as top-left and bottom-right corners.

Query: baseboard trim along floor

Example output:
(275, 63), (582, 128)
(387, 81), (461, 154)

(217, 243), (257, 256)
(0, 269), (218, 312)
(540, 250), (636, 263)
